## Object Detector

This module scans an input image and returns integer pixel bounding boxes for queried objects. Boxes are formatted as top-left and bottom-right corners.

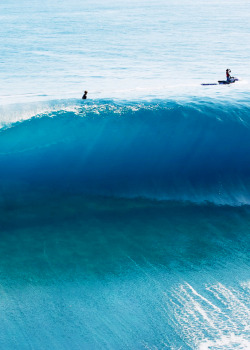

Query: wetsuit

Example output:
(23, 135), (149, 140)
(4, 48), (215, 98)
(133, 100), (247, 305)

(226, 70), (231, 83)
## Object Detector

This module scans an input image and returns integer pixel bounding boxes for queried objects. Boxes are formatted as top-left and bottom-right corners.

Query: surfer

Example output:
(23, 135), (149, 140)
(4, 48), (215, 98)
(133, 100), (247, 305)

(82, 91), (88, 99)
(226, 69), (232, 83)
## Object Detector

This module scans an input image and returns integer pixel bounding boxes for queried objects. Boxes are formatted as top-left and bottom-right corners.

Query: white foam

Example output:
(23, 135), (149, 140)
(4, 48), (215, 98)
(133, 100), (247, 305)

(165, 281), (250, 349)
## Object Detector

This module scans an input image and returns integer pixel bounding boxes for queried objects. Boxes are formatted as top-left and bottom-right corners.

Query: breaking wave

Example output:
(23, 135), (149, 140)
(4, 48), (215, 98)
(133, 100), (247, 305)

(1, 98), (250, 205)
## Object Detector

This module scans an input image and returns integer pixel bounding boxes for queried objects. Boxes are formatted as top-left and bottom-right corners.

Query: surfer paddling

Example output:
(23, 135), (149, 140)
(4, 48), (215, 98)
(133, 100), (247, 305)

(82, 91), (88, 99)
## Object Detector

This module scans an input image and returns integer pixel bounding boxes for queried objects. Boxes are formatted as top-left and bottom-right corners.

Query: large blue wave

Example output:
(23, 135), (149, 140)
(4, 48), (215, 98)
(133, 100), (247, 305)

(1, 99), (250, 205)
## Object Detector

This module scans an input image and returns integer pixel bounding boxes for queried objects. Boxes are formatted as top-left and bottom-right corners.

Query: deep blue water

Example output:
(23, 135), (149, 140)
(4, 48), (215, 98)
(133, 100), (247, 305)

(0, 99), (250, 349)
(1, 0), (250, 349)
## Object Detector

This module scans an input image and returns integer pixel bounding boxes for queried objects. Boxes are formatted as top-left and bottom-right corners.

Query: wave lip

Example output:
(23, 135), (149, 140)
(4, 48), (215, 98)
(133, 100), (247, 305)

(1, 99), (250, 205)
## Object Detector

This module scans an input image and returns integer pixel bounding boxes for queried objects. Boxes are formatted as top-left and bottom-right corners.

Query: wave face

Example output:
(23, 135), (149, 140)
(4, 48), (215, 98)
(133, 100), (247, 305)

(1, 99), (250, 205)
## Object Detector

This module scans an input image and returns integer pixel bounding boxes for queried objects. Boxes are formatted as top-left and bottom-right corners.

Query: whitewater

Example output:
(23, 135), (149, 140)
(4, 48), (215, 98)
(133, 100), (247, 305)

(0, 0), (250, 349)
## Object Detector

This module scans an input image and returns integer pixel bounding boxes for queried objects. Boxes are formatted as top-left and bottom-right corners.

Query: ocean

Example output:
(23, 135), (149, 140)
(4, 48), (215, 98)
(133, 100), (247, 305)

(0, 0), (250, 349)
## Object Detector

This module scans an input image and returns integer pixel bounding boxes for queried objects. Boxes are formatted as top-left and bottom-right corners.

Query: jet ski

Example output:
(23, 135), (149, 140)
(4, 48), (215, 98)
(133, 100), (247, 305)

(202, 69), (239, 86)
(202, 77), (239, 86)
(218, 77), (238, 84)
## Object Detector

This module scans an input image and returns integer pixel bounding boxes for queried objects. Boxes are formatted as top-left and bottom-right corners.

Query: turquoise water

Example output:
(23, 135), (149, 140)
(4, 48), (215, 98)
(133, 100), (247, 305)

(1, 0), (250, 103)
(0, 1), (250, 349)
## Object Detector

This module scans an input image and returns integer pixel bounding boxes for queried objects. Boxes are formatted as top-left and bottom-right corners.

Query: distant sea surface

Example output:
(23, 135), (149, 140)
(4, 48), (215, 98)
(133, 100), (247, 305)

(0, 1), (250, 349)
